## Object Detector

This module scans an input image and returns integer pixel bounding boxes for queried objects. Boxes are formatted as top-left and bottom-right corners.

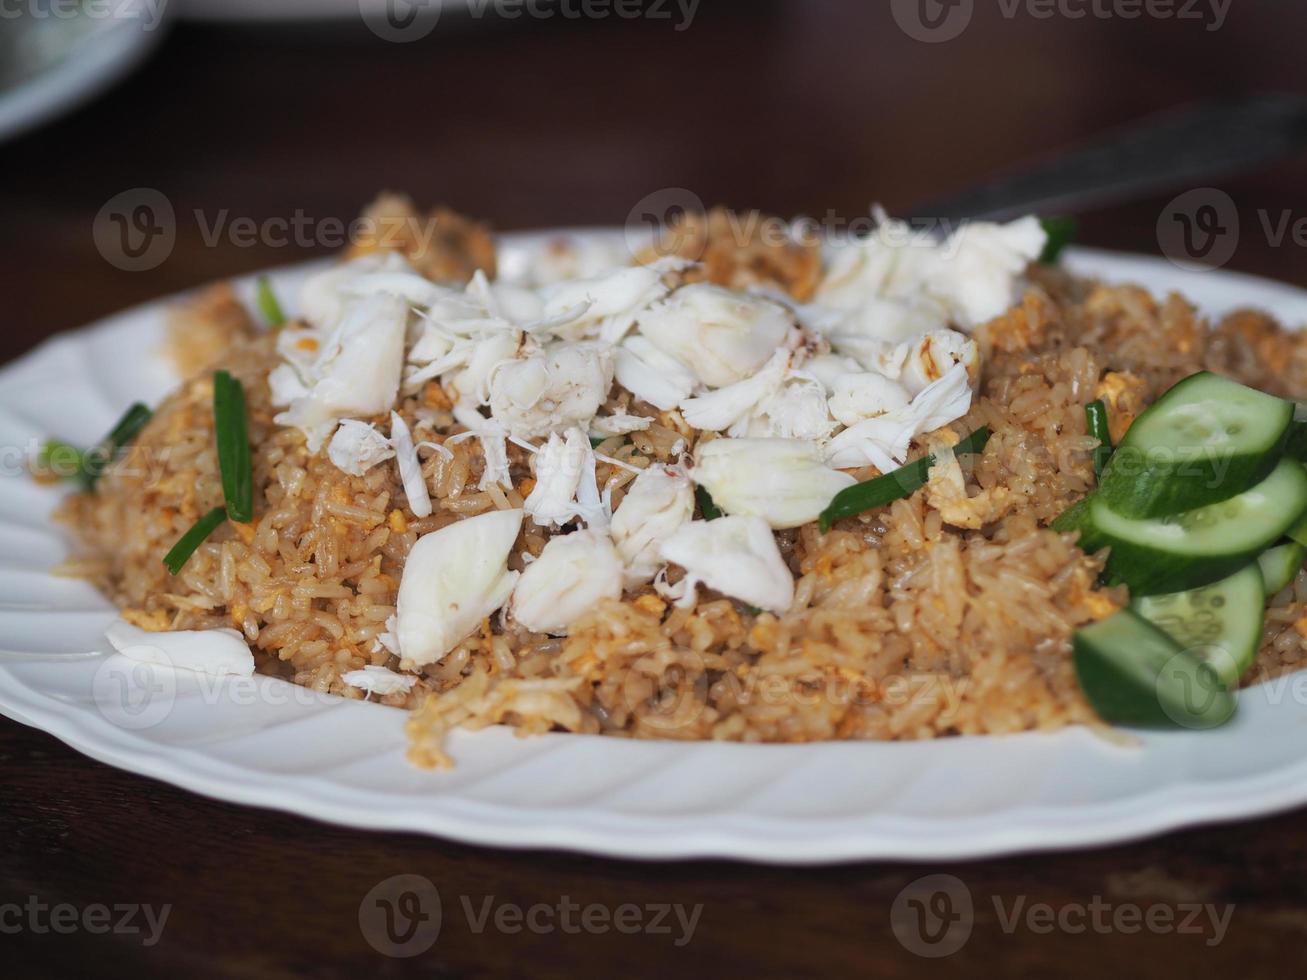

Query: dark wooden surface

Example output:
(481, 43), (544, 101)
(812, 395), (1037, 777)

(6, 3), (1307, 976)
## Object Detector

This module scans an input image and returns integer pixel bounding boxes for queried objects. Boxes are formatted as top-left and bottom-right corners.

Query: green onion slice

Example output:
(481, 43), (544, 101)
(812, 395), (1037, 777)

(696, 486), (722, 521)
(818, 427), (992, 532)
(256, 276), (286, 327)
(1039, 216), (1078, 265)
(162, 507), (228, 575)
(39, 439), (88, 488)
(1085, 399), (1113, 479)
(213, 370), (254, 524)
(39, 402), (153, 491)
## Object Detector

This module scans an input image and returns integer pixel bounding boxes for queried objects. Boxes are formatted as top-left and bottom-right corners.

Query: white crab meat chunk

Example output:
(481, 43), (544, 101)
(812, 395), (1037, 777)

(637, 283), (793, 388)
(794, 352), (863, 393)
(510, 529), (624, 634)
(539, 265), (668, 342)
(452, 403), (512, 491)
(932, 216), (1047, 329)
(678, 347), (790, 435)
(609, 463), (695, 586)
(659, 516), (794, 614)
(487, 342), (615, 440)
(299, 252), (441, 329)
(437, 332), (522, 405)
(828, 372), (911, 427)
(824, 362), (975, 472)
(523, 427), (603, 527)
(741, 373), (837, 442)
(613, 335), (698, 411)
(896, 330), (980, 396)
(342, 665), (418, 697)
(390, 412), (432, 518)
(815, 216), (1045, 334)
(692, 438), (856, 530)
(394, 509), (524, 667)
(591, 413), (653, 437)
(104, 621), (254, 677)
(272, 291), (408, 451)
(327, 420), (396, 476)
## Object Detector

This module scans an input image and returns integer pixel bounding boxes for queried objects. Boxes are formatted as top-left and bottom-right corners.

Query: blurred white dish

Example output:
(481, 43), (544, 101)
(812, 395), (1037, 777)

(0, 0), (166, 142)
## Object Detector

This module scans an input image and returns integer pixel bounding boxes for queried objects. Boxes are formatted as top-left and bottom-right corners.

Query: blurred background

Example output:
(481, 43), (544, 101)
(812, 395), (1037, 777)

(4, 1), (1307, 366)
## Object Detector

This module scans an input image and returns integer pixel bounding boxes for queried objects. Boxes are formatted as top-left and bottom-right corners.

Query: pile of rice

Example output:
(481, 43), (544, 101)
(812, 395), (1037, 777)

(57, 205), (1307, 766)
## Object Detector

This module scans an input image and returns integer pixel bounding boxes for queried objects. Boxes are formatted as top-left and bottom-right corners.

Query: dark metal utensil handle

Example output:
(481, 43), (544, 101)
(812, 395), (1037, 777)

(910, 94), (1307, 222)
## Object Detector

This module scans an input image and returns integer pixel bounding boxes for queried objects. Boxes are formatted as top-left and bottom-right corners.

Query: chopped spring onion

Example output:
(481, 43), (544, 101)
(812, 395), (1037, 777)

(162, 507), (228, 575)
(696, 486), (722, 521)
(38, 439), (87, 487)
(256, 276), (286, 327)
(818, 427), (992, 532)
(39, 401), (153, 491)
(1085, 399), (1113, 479)
(213, 370), (254, 524)
(1039, 216), (1078, 265)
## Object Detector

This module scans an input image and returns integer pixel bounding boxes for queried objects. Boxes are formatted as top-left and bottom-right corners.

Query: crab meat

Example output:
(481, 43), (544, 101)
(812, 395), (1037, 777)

(609, 463), (695, 586)
(104, 621), (254, 677)
(299, 252), (441, 329)
(637, 283), (793, 388)
(327, 420), (397, 476)
(742, 373), (837, 442)
(510, 529), (624, 634)
(659, 516), (794, 614)
(932, 216), (1047, 329)
(272, 291), (408, 451)
(816, 216), (1045, 334)
(448, 403), (512, 490)
(824, 362), (974, 472)
(896, 330), (980, 396)
(487, 341), (615, 440)
(613, 335), (698, 411)
(390, 412), (432, 518)
(678, 346), (791, 434)
(590, 413), (653, 438)
(539, 265), (668, 343)
(394, 509), (523, 667)
(523, 427), (601, 527)
(342, 665), (418, 697)
(692, 438), (856, 530)
(828, 372), (911, 427)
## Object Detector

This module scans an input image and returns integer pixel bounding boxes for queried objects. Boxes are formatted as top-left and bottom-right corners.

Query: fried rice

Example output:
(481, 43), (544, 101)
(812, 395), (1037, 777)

(54, 201), (1307, 767)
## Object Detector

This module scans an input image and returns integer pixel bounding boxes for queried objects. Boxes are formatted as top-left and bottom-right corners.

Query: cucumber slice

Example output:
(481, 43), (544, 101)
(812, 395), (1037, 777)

(1132, 564), (1265, 688)
(1258, 542), (1306, 595)
(1085, 458), (1307, 596)
(1098, 372), (1292, 519)
(1073, 610), (1237, 729)
(1289, 512), (1307, 550)
(1284, 419), (1307, 463)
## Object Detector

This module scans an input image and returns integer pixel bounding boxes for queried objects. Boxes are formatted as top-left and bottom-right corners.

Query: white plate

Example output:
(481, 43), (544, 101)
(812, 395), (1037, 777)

(4, 236), (1307, 864)
(0, 0), (166, 143)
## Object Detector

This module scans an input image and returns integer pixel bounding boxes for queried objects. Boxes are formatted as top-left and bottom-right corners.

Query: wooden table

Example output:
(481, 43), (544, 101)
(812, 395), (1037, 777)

(4, 4), (1307, 976)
